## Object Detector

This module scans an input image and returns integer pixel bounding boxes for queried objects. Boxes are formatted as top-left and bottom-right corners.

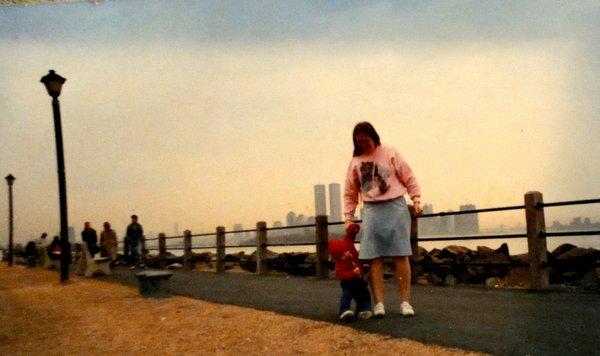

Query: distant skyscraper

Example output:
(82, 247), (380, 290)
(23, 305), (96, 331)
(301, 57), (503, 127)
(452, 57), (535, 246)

(297, 214), (307, 225)
(455, 204), (479, 234)
(328, 183), (342, 222)
(174, 223), (179, 236)
(314, 184), (327, 216)
(233, 223), (244, 238)
(439, 210), (455, 235)
(286, 212), (297, 227)
(273, 221), (283, 228)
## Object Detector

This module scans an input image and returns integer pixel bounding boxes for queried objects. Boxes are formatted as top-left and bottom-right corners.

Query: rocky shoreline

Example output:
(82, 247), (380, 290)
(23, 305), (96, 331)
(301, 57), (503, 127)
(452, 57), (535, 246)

(142, 243), (600, 291)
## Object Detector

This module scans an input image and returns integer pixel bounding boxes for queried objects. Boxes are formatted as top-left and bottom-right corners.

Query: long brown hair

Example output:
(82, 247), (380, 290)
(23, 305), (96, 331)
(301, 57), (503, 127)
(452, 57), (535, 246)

(352, 122), (381, 156)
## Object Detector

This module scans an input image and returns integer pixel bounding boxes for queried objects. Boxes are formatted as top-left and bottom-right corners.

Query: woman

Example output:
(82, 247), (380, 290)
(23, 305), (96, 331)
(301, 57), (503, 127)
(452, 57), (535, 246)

(100, 222), (118, 261)
(344, 122), (422, 317)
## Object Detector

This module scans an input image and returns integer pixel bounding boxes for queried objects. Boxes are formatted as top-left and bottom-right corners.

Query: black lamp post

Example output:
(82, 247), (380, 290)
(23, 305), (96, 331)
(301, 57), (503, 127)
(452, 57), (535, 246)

(40, 70), (70, 282)
(4, 174), (15, 266)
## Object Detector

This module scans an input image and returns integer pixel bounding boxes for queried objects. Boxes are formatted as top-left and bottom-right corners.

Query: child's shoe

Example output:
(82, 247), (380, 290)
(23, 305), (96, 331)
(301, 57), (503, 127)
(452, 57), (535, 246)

(339, 310), (355, 321)
(400, 301), (415, 316)
(358, 310), (373, 319)
(373, 302), (385, 317)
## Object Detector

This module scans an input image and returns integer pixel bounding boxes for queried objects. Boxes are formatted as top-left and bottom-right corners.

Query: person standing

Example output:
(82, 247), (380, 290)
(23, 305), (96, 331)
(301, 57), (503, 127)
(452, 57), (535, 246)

(100, 222), (118, 262)
(81, 222), (99, 258)
(344, 122), (423, 317)
(126, 215), (145, 269)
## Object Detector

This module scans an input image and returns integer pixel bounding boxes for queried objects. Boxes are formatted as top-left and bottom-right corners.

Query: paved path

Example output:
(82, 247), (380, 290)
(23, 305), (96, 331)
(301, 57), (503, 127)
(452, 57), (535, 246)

(100, 268), (600, 355)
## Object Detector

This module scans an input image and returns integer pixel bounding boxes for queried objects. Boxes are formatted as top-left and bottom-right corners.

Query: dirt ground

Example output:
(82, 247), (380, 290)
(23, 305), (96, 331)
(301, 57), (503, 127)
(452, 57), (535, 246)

(0, 265), (484, 355)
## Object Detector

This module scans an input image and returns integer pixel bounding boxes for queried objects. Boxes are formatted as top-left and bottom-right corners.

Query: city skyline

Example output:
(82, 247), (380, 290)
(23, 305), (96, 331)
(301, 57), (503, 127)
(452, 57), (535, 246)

(1, 1), (599, 244)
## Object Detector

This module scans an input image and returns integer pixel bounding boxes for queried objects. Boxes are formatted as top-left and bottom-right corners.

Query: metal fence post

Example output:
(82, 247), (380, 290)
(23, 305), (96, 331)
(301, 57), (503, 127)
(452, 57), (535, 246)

(525, 191), (549, 290)
(216, 226), (226, 273)
(141, 236), (147, 264)
(315, 215), (329, 279)
(183, 230), (193, 270)
(409, 205), (419, 285)
(256, 221), (268, 275)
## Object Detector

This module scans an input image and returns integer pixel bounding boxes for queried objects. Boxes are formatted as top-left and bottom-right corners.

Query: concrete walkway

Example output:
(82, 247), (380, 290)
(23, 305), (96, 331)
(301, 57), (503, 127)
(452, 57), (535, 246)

(100, 268), (600, 355)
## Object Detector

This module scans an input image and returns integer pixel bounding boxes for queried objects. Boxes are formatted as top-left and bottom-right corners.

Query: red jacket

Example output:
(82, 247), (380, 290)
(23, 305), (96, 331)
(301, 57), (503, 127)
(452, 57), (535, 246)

(328, 223), (362, 281)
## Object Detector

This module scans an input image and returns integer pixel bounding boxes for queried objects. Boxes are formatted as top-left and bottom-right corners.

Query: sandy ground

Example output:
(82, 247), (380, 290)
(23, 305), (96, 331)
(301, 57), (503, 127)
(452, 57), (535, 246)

(0, 266), (484, 355)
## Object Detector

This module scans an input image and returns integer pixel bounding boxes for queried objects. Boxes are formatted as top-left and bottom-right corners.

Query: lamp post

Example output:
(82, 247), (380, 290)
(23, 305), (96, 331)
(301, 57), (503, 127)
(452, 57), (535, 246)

(40, 70), (70, 282)
(4, 174), (15, 266)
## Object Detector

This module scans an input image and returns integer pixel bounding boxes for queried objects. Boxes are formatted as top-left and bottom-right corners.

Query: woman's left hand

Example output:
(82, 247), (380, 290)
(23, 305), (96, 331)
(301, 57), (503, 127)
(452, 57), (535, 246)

(413, 201), (423, 215)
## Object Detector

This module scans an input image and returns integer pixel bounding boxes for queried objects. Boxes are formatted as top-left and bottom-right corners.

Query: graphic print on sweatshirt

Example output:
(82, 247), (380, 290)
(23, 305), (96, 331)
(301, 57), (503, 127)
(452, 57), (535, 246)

(360, 162), (390, 197)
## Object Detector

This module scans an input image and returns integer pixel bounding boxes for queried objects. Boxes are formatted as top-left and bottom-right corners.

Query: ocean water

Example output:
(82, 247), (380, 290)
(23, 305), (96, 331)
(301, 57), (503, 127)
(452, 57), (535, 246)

(153, 234), (599, 257)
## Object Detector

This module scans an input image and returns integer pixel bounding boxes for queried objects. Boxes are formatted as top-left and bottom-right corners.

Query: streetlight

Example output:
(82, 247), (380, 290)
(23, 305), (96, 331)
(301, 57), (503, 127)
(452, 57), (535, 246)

(4, 174), (15, 266)
(40, 70), (70, 282)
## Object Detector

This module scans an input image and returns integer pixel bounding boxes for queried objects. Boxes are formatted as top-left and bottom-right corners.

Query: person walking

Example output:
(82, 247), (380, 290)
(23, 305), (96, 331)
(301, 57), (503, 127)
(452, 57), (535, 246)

(100, 222), (118, 262)
(344, 121), (422, 317)
(81, 222), (99, 258)
(126, 215), (144, 269)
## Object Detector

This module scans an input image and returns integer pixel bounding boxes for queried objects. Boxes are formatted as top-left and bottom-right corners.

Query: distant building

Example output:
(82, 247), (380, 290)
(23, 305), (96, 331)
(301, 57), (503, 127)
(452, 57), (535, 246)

(174, 223), (179, 236)
(455, 204), (479, 234)
(439, 210), (455, 235)
(420, 203), (437, 235)
(273, 221), (283, 228)
(297, 214), (307, 225)
(328, 183), (342, 222)
(286, 212), (297, 227)
(233, 223), (245, 239)
(314, 184), (327, 217)
(307, 216), (315, 225)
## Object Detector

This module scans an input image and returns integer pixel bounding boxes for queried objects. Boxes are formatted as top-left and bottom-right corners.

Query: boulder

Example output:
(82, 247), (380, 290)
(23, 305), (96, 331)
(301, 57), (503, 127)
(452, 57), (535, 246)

(495, 243), (510, 258)
(444, 274), (457, 286)
(551, 243), (578, 258)
(485, 277), (501, 288)
(439, 245), (472, 261)
(554, 247), (600, 274)
(580, 267), (600, 290)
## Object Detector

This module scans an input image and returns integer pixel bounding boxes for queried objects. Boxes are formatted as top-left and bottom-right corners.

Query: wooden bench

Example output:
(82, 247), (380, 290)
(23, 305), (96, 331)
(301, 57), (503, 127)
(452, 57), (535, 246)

(76, 242), (112, 278)
(135, 270), (174, 298)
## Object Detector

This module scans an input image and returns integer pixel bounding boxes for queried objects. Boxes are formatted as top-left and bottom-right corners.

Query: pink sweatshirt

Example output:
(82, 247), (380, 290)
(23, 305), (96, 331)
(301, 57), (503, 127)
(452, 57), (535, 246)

(344, 144), (421, 220)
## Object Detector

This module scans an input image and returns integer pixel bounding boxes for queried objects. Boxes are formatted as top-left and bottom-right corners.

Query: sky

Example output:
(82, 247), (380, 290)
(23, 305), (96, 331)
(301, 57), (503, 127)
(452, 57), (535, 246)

(1, 0), (599, 244)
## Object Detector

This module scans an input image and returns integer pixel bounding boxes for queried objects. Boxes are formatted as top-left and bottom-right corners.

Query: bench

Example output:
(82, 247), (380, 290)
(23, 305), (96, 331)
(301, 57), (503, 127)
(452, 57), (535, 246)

(135, 270), (174, 298)
(76, 242), (112, 278)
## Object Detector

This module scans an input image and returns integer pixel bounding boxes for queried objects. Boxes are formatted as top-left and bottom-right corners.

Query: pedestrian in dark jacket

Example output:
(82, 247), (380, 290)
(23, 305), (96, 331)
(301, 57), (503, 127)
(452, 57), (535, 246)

(81, 222), (99, 257)
(126, 215), (145, 269)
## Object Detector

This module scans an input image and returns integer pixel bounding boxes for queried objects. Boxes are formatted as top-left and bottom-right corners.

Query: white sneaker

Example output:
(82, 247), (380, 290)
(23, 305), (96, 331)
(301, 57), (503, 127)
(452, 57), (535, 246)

(340, 310), (355, 321)
(400, 302), (415, 316)
(358, 310), (373, 319)
(373, 302), (385, 317)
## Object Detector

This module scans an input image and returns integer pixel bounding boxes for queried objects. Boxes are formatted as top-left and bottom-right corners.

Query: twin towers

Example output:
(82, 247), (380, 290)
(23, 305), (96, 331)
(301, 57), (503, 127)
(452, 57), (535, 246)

(314, 183), (343, 223)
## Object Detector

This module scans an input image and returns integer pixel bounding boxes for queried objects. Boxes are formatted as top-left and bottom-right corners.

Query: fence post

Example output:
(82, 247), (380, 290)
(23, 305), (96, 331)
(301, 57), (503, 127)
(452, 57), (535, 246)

(158, 233), (166, 267)
(216, 226), (226, 273)
(141, 236), (147, 264)
(408, 205), (419, 285)
(524, 191), (549, 290)
(256, 221), (268, 275)
(315, 215), (329, 279)
(183, 230), (193, 270)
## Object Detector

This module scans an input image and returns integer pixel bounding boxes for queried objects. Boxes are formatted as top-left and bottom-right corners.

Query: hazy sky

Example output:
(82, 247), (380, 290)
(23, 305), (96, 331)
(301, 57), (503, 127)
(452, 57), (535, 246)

(1, 1), (599, 244)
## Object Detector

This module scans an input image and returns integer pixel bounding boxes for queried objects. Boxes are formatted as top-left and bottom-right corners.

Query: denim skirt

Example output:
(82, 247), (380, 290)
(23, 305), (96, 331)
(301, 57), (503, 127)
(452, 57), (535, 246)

(359, 196), (412, 260)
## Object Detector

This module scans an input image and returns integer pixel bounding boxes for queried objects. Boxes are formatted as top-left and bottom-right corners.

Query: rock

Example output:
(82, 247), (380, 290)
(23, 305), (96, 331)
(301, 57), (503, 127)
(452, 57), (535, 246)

(439, 245), (471, 261)
(476, 246), (494, 254)
(167, 263), (183, 269)
(426, 273), (442, 285)
(495, 243), (509, 257)
(580, 268), (600, 290)
(444, 274), (457, 286)
(551, 243), (578, 258)
(510, 253), (529, 264)
(485, 277), (501, 288)
(555, 247), (600, 274)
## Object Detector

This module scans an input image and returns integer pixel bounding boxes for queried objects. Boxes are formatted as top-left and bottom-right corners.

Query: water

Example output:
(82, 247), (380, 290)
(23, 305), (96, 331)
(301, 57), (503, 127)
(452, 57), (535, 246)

(149, 234), (599, 257)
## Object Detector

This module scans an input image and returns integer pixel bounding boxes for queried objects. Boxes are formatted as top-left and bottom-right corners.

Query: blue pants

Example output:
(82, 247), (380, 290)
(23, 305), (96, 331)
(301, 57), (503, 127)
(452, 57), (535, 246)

(339, 278), (372, 315)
